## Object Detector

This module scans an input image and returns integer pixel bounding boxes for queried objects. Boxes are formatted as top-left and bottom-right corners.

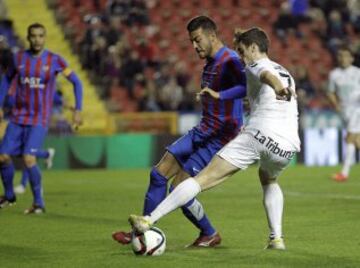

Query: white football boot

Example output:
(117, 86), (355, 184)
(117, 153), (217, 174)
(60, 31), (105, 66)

(265, 237), (286, 250)
(128, 214), (152, 233)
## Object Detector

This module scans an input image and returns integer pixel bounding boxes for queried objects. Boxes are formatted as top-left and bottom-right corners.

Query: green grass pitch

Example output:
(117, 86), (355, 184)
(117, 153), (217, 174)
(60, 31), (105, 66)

(0, 165), (359, 268)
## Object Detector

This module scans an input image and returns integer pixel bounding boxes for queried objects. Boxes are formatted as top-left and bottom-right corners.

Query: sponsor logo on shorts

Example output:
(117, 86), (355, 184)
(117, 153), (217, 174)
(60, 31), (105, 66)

(192, 167), (200, 174)
(254, 130), (295, 160)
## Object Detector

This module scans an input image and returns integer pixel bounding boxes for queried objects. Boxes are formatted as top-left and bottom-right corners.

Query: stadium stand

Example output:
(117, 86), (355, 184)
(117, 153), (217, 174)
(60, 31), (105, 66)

(3, 0), (111, 134)
(2, 0), (360, 123)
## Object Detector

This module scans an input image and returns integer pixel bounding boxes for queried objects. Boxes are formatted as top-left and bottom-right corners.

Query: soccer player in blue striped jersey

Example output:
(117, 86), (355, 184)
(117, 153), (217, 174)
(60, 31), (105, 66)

(113, 16), (246, 247)
(0, 23), (83, 214)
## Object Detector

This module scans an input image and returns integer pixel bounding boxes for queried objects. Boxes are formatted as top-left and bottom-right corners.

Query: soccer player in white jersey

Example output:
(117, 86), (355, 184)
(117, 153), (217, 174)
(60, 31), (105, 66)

(127, 27), (300, 250)
(327, 46), (360, 182)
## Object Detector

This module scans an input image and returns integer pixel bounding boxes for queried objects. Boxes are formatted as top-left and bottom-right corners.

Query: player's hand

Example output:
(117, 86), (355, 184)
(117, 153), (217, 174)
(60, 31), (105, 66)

(72, 110), (83, 131)
(197, 87), (220, 100)
(276, 87), (297, 101)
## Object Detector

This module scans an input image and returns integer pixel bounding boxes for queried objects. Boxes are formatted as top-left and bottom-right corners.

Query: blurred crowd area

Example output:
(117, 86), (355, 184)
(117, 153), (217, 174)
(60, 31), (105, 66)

(1, 0), (360, 115)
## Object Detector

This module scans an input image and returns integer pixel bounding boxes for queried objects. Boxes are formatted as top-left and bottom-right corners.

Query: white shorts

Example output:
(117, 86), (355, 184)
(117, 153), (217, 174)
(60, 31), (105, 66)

(217, 128), (297, 178)
(343, 108), (360, 133)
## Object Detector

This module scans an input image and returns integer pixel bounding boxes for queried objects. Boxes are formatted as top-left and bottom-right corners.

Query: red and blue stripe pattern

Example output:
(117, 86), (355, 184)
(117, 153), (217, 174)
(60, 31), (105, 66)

(10, 49), (69, 127)
(199, 46), (246, 144)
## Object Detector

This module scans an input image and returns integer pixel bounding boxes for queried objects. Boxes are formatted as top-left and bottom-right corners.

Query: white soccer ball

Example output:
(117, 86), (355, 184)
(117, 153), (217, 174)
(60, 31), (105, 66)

(131, 227), (166, 256)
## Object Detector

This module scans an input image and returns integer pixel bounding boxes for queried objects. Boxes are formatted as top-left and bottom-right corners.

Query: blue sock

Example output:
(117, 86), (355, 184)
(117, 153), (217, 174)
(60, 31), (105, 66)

(35, 150), (49, 159)
(143, 168), (168, 215)
(0, 163), (15, 199)
(27, 165), (44, 207)
(170, 185), (216, 236)
(21, 169), (29, 187)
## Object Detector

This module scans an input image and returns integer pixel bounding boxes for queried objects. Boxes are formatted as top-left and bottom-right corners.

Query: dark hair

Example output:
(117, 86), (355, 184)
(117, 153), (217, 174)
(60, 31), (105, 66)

(187, 15), (217, 33)
(27, 23), (46, 36)
(337, 44), (353, 55)
(234, 27), (269, 53)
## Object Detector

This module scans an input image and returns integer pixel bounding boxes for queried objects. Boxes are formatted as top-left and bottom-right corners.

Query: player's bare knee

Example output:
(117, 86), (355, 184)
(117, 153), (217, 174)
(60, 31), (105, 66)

(23, 155), (37, 168)
(171, 170), (190, 188)
(354, 135), (360, 148)
(0, 154), (11, 165)
(156, 152), (181, 178)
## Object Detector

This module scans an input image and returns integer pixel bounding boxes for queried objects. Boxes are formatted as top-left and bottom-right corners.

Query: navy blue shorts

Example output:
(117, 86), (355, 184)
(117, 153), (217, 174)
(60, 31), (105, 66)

(0, 122), (48, 156)
(167, 127), (224, 177)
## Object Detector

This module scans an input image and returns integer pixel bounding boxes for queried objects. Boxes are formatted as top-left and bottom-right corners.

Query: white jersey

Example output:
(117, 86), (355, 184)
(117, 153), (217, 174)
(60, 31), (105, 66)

(245, 58), (300, 151)
(328, 65), (360, 112)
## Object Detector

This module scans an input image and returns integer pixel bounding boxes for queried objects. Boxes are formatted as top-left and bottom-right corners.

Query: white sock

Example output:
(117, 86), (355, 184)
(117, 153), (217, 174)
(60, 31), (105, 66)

(262, 183), (284, 239)
(149, 178), (201, 224)
(341, 143), (355, 177)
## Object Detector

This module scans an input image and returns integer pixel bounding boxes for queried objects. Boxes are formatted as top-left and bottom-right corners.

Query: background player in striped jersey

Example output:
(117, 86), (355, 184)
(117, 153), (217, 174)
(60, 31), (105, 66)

(0, 23), (83, 214)
(13, 147), (55, 195)
(128, 27), (300, 250)
(2, 92), (56, 194)
(327, 45), (360, 182)
(112, 15), (247, 247)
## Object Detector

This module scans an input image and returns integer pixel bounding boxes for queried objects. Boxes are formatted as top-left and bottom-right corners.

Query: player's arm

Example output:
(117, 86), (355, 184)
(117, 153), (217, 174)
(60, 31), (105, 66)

(62, 67), (83, 128)
(260, 70), (294, 101)
(326, 74), (340, 112)
(0, 68), (16, 121)
(327, 92), (340, 112)
(198, 57), (247, 100)
(199, 84), (246, 99)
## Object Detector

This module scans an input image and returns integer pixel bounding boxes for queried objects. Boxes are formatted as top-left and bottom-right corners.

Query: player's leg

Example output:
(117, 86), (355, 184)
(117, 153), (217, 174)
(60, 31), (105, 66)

(143, 129), (203, 215)
(0, 122), (23, 208)
(23, 126), (47, 214)
(113, 141), (185, 244)
(334, 133), (357, 182)
(14, 147), (55, 194)
(170, 141), (226, 247)
(143, 151), (180, 215)
(171, 170), (221, 247)
(258, 168), (285, 250)
(23, 154), (45, 214)
(129, 155), (239, 233)
(334, 111), (360, 181)
(129, 130), (258, 233)
(35, 148), (55, 169)
(14, 168), (29, 194)
(259, 145), (297, 250)
(0, 154), (16, 208)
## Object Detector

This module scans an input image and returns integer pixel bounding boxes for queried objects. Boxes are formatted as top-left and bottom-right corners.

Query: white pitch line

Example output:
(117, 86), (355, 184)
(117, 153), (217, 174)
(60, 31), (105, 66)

(285, 191), (360, 200)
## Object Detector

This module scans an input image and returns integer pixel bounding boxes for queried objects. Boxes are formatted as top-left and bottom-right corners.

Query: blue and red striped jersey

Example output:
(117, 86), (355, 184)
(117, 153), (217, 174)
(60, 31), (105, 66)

(4, 49), (71, 127)
(198, 46), (246, 144)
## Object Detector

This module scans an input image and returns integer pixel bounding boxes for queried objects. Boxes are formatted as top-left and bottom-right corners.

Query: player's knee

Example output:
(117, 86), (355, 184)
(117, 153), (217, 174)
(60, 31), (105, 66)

(0, 154), (11, 165)
(258, 168), (276, 185)
(353, 135), (360, 148)
(171, 171), (190, 188)
(23, 155), (37, 167)
(155, 152), (180, 178)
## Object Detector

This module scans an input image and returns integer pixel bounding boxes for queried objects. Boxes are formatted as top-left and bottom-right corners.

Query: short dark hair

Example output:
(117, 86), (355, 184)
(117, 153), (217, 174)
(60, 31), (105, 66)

(337, 44), (353, 55)
(187, 15), (217, 33)
(27, 23), (46, 36)
(234, 27), (269, 53)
